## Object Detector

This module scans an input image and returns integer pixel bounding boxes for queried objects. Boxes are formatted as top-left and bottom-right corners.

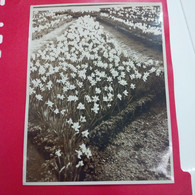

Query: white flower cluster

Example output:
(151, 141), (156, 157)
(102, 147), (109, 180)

(32, 10), (72, 38)
(100, 6), (162, 36)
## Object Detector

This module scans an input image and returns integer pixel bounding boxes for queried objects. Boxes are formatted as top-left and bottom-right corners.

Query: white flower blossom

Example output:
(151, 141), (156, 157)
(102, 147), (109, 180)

(35, 94), (43, 101)
(156, 68), (162, 76)
(46, 81), (53, 90)
(91, 103), (99, 114)
(29, 87), (35, 95)
(82, 130), (89, 138)
(79, 144), (92, 158)
(103, 96), (109, 102)
(68, 95), (78, 102)
(41, 76), (47, 82)
(39, 66), (46, 75)
(119, 79), (127, 86)
(77, 102), (85, 110)
(130, 84), (136, 89)
(107, 77), (113, 82)
(72, 122), (81, 134)
(92, 96), (99, 102)
(55, 149), (61, 157)
(46, 100), (54, 108)
(61, 109), (66, 115)
(107, 104), (111, 107)
(130, 74), (135, 80)
(76, 160), (84, 168)
(108, 93), (114, 101)
(85, 95), (92, 103)
(54, 108), (59, 114)
(66, 118), (73, 125)
(80, 115), (86, 123)
(57, 94), (65, 100)
(117, 94), (122, 100)
(75, 150), (82, 159)
(95, 88), (101, 94)
(123, 90), (128, 96)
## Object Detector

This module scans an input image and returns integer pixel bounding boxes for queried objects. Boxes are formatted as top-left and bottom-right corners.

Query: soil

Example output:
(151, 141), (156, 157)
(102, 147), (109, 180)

(87, 101), (172, 181)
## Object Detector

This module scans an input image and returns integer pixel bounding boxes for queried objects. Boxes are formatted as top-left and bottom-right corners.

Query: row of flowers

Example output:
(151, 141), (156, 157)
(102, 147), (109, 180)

(99, 6), (162, 38)
(29, 15), (162, 180)
(32, 10), (72, 40)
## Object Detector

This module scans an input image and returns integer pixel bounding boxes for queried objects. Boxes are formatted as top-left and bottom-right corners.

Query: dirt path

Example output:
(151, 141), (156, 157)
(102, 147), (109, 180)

(100, 22), (164, 64)
(31, 19), (76, 53)
(91, 102), (172, 181)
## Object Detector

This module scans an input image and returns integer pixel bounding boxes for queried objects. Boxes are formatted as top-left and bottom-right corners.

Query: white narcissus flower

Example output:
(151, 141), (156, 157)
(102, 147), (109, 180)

(107, 104), (111, 107)
(107, 77), (113, 82)
(130, 83), (136, 89)
(82, 130), (89, 138)
(46, 100), (54, 108)
(119, 79), (127, 86)
(61, 109), (66, 115)
(149, 67), (156, 73)
(80, 143), (87, 152)
(54, 108), (59, 114)
(35, 94), (43, 101)
(91, 103), (99, 114)
(103, 96), (108, 102)
(130, 74), (135, 80)
(85, 95), (92, 103)
(95, 88), (101, 94)
(110, 69), (118, 78)
(80, 144), (92, 158)
(72, 122), (81, 134)
(156, 68), (162, 76)
(108, 93), (114, 101)
(92, 96), (99, 102)
(85, 147), (92, 158)
(57, 94), (65, 100)
(32, 79), (41, 88)
(39, 66), (46, 75)
(75, 150), (82, 159)
(68, 95), (78, 102)
(77, 102), (85, 110)
(123, 90), (128, 96)
(117, 94), (122, 100)
(66, 118), (73, 125)
(108, 85), (113, 92)
(29, 87), (35, 95)
(55, 149), (61, 157)
(143, 72), (150, 82)
(77, 81), (83, 88)
(80, 116), (86, 123)
(76, 160), (84, 168)
(46, 81), (53, 90)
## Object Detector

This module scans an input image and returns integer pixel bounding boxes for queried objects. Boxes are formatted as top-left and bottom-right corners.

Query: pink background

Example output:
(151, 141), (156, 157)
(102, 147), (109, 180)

(0, 0), (192, 194)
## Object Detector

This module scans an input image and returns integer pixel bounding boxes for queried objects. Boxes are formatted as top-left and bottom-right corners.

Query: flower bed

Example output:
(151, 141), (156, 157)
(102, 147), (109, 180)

(98, 6), (162, 47)
(32, 10), (72, 40)
(28, 15), (163, 181)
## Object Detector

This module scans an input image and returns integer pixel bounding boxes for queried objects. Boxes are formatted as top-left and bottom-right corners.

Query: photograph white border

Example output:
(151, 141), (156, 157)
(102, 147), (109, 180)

(23, 2), (174, 185)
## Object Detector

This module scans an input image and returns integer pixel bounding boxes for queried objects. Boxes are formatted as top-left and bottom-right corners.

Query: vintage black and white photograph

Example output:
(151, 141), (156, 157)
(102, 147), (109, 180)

(24, 3), (174, 184)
